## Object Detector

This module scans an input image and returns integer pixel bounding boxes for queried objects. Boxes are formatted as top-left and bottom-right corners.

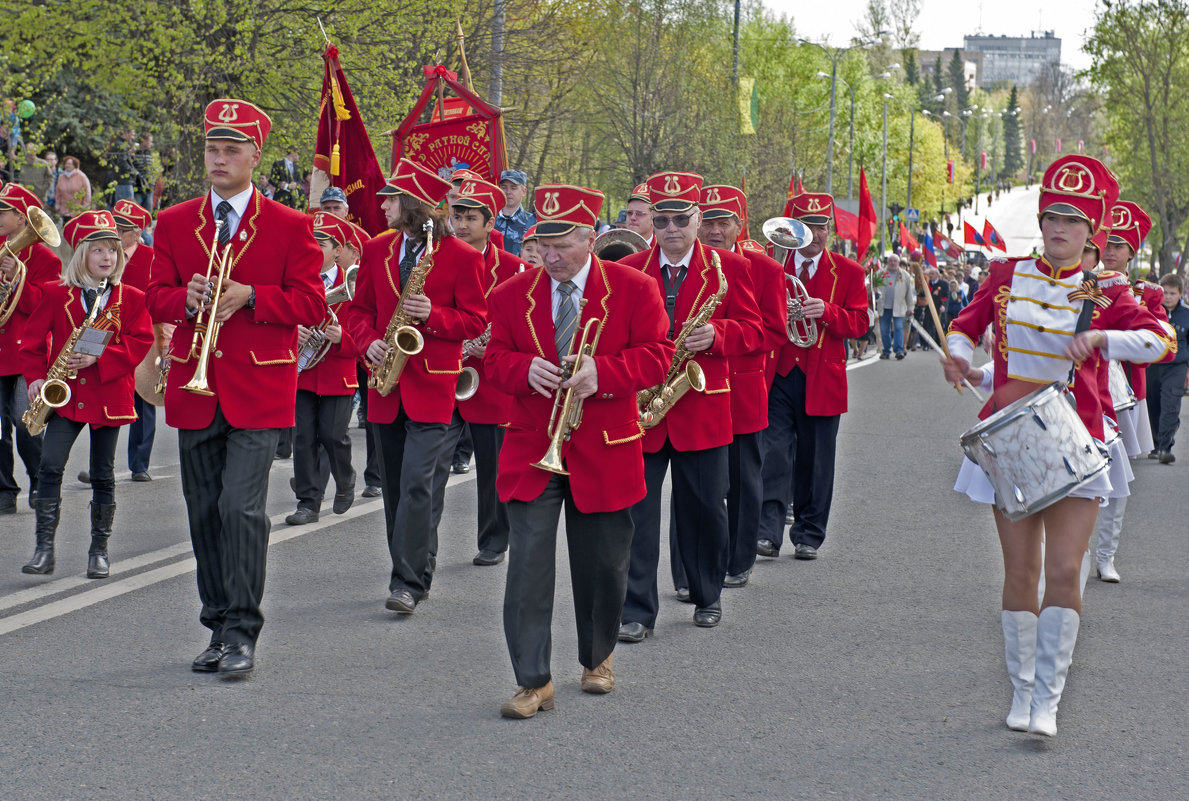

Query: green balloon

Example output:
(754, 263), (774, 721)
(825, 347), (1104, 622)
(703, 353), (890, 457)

(16, 99), (35, 119)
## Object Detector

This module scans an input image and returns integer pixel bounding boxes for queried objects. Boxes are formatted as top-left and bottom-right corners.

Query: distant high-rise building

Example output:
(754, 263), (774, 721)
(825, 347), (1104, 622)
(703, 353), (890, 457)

(963, 31), (1061, 87)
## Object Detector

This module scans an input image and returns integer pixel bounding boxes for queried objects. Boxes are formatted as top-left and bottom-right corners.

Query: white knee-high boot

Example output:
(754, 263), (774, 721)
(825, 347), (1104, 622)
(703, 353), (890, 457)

(1001, 610), (1037, 731)
(1029, 606), (1080, 736)
(1094, 496), (1126, 582)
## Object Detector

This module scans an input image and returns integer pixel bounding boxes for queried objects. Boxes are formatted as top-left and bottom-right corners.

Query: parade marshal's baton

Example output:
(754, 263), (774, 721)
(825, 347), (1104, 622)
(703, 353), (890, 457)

(909, 317), (986, 402)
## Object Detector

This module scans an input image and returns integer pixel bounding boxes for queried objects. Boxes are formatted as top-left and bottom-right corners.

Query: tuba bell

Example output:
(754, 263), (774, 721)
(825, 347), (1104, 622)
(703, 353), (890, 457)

(761, 217), (819, 347)
(0, 207), (62, 327)
(593, 228), (648, 261)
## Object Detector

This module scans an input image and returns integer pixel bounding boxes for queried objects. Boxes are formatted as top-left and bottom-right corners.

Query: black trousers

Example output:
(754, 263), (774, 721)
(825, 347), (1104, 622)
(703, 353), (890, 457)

(758, 367), (840, 551)
(179, 406), (279, 647)
(373, 408), (453, 599)
(357, 365), (381, 487)
(0, 374), (42, 499)
(624, 441), (728, 627)
(293, 390), (354, 511)
(127, 393), (155, 473)
(38, 415), (118, 504)
(452, 421), (474, 464)
(1147, 361), (1188, 452)
(504, 475), (634, 689)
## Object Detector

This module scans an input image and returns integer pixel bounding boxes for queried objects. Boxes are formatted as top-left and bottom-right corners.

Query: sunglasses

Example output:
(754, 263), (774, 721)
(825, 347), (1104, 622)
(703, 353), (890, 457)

(652, 214), (693, 230)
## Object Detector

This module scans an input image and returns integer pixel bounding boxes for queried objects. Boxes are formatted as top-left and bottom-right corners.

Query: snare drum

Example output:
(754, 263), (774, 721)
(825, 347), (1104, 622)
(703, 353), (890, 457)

(960, 382), (1110, 521)
(1108, 360), (1136, 411)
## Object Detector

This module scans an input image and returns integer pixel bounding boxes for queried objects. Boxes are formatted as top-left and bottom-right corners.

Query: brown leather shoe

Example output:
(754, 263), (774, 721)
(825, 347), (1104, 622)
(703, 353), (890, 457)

(581, 654), (614, 694)
(500, 681), (555, 719)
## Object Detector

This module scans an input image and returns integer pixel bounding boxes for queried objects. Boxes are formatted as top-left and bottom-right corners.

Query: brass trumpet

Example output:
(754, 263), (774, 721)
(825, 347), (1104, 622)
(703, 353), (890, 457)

(0, 207), (62, 327)
(182, 220), (234, 395)
(533, 305), (602, 475)
(761, 217), (819, 347)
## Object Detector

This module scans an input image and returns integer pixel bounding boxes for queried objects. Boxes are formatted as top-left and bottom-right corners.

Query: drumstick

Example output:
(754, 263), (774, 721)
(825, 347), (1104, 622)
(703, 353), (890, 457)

(910, 262), (965, 395)
(909, 317), (986, 402)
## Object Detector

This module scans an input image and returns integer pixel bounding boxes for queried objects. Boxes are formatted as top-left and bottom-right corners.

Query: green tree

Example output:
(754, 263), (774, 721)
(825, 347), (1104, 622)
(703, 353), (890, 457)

(1001, 86), (1024, 178)
(947, 49), (969, 111)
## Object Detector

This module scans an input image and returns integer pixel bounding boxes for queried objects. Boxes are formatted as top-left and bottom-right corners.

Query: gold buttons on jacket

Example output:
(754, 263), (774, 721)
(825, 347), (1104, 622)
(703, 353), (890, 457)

(79, 377), (86, 385)
(215, 350), (223, 359)
(77, 402), (84, 409)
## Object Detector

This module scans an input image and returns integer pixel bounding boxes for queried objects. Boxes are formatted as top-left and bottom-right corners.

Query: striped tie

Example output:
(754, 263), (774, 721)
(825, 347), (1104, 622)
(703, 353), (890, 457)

(216, 200), (232, 245)
(554, 280), (578, 358)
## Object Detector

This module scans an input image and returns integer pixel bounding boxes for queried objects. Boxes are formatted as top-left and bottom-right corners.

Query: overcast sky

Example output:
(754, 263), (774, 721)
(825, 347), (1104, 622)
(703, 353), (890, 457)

(761, 0), (1099, 72)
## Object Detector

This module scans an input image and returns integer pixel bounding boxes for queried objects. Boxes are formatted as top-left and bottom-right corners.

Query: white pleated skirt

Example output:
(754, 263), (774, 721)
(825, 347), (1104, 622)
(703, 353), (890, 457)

(1117, 403), (1155, 456)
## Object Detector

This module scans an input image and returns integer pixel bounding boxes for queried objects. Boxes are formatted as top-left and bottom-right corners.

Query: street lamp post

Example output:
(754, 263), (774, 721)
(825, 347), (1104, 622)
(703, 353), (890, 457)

(817, 72), (856, 199)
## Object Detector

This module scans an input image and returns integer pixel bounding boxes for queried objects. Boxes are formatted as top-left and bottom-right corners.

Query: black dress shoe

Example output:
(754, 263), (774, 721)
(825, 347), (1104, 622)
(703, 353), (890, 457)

(218, 643), (255, 677)
(285, 508), (319, 525)
(756, 539), (779, 558)
(895, 352), (905, 360)
(332, 481), (356, 514)
(472, 550), (506, 566)
(0, 495), (15, 515)
(879, 352), (891, 360)
(793, 543), (819, 560)
(362, 485), (382, 498)
(451, 461), (471, 475)
(131, 471), (152, 482)
(385, 588), (417, 614)
(694, 604), (722, 627)
(77, 470), (91, 484)
(191, 642), (226, 672)
(723, 570), (750, 588)
(617, 622), (653, 642)
(674, 586), (692, 603)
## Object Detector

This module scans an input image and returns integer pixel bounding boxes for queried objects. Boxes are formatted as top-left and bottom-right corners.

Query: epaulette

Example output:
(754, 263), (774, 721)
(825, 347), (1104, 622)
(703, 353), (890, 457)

(1096, 270), (1130, 290)
(737, 239), (765, 253)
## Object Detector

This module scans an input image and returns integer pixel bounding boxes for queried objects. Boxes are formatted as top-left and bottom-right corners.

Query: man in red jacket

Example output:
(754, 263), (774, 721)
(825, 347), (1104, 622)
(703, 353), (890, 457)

(484, 183), (672, 718)
(146, 99), (325, 677)
(0, 183), (60, 513)
(617, 171), (765, 639)
(342, 158), (486, 615)
(757, 192), (869, 560)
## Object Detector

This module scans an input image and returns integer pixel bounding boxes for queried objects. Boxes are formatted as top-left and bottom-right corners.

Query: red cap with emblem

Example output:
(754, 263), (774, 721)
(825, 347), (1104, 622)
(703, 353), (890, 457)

(64, 210), (119, 250)
(1107, 200), (1152, 254)
(533, 184), (604, 237)
(312, 211), (351, 247)
(339, 218), (369, 253)
(1085, 230), (1107, 260)
(646, 171), (703, 213)
(700, 185), (747, 221)
(204, 98), (272, 150)
(1038, 155), (1119, 235)
(629, 183), (650, 203)
(112, 199), (151, 230)
(377, 158), (452, 206)
(451, 168), (484, 185)
(452, 177), (504, 217)
(0, 182), (44, 215)
(787, 192), (834, 226)
(523, 224), (539, 243)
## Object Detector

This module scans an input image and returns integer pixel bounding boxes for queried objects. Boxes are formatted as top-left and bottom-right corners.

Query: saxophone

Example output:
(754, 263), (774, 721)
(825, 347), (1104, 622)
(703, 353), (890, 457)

(637, 251), (728, 429)
(455, 323), (492, 402)
(24, 279), (110, 436)
(368, 220), (436, 397)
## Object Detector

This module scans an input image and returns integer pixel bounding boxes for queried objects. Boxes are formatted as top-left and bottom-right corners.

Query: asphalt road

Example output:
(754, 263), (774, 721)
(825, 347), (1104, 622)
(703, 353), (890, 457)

(1, 351), (1186, 801)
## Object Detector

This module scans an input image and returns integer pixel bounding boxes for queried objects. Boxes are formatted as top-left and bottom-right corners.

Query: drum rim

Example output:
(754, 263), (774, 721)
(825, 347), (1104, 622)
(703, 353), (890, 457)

(959, 380), (1068, 444)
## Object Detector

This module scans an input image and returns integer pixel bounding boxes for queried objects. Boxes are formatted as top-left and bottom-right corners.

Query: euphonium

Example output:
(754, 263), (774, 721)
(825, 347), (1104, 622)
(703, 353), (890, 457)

(761, 216), (819, 347)
(637, 251), (727, 429)
(533, 307), (602, 475)
(181, 220), (234, 396)
(23, 278), (109, 436)
(456, 323), (492, 402)
(369, 219), (436, 396)
(298, 265), (358, 372)
(0, 206), (62, 327)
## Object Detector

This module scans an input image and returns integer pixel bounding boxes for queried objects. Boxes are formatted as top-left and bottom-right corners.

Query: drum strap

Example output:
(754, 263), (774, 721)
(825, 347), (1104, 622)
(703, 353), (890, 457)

(1065, 269), (1099, 390)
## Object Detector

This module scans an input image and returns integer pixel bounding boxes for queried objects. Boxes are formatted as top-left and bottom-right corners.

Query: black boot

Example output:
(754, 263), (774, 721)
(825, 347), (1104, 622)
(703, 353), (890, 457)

(87, 501), (116, 579)
(22, 498), (61, 575)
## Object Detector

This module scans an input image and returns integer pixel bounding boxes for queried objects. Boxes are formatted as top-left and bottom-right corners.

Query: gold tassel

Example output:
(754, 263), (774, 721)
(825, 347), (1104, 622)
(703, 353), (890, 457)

(330, 144), (341, 176)
(330, 75), (351, 122)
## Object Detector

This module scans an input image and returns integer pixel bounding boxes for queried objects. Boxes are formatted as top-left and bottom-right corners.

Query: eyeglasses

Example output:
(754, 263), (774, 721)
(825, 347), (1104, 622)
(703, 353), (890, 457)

(652, 214), (693, 230)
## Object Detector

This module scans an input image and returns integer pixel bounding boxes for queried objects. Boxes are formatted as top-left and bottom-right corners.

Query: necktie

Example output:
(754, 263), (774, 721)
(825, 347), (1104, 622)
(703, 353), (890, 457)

(661, 264), (686, 338)
(82, 287), (98, 314)
(322, 272), (334, 290)
(399, 242), (420, 288)
(797, 257), (810, 283)
(554, 281), (578, 358)
(216, 200), (233, 245)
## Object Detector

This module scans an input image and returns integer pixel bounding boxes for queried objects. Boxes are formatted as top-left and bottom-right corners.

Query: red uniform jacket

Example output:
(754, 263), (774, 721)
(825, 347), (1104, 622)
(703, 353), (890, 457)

(485, 258), (673, 512)
(620, 242), (764, 452)
(948, 262), (1171, 440)
(458, 243), (529, 425)
(297, 266), (360, 397)
(773, 249), (870, 416)
(21, 283), (152, 426)
(732, 246), (788, 435)
(121, 242), (155, 292)
(145, 191), (325, 430)
(342, 231), (486, 425)
(0, 240), (60, 377)
(1124, 280), (1170, 400)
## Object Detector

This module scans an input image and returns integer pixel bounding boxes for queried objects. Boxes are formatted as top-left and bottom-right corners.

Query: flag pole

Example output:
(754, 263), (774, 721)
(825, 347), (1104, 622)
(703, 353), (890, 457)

(456, 19), (475, 93)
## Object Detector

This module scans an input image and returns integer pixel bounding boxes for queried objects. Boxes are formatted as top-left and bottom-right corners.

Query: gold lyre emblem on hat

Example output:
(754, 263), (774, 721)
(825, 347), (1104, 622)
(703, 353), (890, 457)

(541, 191), (561, 216)
(663, 175), (682, 195)
(1056, 164), (1093, 194)
(217, 102), (241, 123)
(706, 187), (722, 203)
(313, 212), (326, 227)
(461, 181), (478, 196)
(805, 197), (825, 213)
(1111, 206), (1132, 229)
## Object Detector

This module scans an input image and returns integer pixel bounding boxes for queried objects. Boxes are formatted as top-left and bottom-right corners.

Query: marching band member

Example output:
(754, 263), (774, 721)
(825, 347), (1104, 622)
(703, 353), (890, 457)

(617, 171), (764, 638)
(448, 176), (530, 565)
(1126, 275), (1169, 458)
(0, 183), (59, 514)
(942, 155), (1172, 736)
(519, 225), (541, 267)
(484, 183), (671, 717)
(623, 183), (654, 248)
(342, 158), (486, 615)
(757, 192), (869, 560)
(146, 99), (325, 677)
(284, 213), (361, 525)
(111, 199), (158, 482)
(20, 211), (152, 577)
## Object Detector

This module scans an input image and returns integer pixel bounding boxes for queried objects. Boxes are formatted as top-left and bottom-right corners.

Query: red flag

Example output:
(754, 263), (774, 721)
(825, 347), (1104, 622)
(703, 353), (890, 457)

(834, 206), (858, 244)
(983, 220), (1007, 252)
(899, 221), (920, 253)
(857, 167), (877, 259)
(946, 159), (955, 184)
(1030, 138), (1037, 155)
(980, 151), (988, 170)
(313, 44), (390, 235)
(963, 221), (986, 247)
(1056, 137), (1062, 153)
(936, 232), (963, 259)
(787, 173), (797, 199)
(1078, 139), (1085, 154)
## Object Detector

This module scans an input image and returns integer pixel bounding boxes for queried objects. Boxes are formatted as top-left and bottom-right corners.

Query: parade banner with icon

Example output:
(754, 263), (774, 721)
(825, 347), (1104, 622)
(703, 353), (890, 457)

(391, 65), (508, 184)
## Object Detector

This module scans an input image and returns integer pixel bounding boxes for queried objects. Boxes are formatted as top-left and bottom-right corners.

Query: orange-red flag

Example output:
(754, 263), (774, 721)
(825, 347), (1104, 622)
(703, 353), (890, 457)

(857, 167), (877, 258)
